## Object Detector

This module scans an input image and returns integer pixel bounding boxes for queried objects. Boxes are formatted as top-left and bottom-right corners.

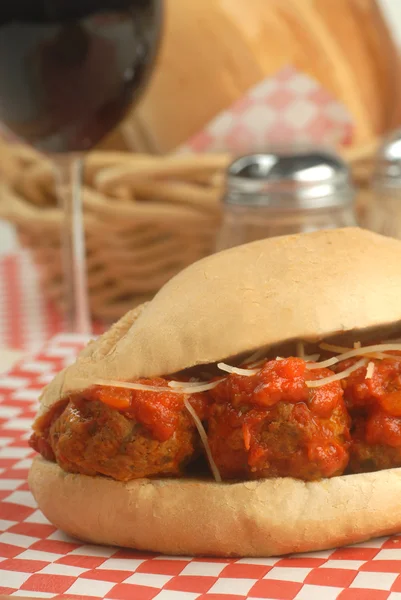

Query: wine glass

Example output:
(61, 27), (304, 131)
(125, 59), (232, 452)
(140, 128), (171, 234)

(0, 0), (163, 333)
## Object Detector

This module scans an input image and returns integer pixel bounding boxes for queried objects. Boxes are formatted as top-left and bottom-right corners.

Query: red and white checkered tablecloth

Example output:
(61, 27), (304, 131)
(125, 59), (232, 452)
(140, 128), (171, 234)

(1, 337), (401, 599)
(0, 252), (64, 352)
(0, 251), (104, 353)
(178, 66), (353, 154)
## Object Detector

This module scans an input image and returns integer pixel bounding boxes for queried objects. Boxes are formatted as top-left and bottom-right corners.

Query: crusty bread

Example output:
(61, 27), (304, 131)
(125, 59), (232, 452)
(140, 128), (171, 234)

(129, 0), (400, 154)
(29, 457), (401, 557)
(40, 227), (401, 412)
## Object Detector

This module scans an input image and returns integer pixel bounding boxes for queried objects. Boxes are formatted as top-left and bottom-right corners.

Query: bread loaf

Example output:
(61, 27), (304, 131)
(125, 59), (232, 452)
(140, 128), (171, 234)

(121, 0), (399, 154)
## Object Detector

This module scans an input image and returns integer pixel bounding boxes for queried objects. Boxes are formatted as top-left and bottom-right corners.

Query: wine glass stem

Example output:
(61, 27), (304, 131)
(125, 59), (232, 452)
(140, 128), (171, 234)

(54, 155), (92, 335)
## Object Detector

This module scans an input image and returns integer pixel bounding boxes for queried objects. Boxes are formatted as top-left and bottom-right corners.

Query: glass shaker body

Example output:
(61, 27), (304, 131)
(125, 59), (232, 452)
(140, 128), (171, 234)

(216, 202), (357, 251)
(216, 151), (358, 251)
(361, 184), (401, 239)
(360, 130), (401, 240)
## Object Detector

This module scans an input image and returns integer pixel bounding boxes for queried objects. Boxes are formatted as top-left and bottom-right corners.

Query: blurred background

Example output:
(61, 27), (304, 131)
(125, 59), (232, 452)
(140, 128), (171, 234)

(380, 1), (401, 44)
(1, 0), (401, 364)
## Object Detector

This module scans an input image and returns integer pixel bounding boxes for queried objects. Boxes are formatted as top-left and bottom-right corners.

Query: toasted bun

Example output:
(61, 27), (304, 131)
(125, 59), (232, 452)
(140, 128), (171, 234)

(29, 457), (401, 557)
(39, 228), (401, 412)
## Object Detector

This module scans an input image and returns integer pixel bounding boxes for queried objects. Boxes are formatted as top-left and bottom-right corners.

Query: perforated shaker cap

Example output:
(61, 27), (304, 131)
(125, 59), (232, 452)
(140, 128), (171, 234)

(225, 148), (354, 210)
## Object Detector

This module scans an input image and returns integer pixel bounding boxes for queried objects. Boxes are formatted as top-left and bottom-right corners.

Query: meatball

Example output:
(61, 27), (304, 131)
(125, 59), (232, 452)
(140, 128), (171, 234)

(30, 380), (209, 482)
(45, 398), (198, 481)
(338, 355), (401, 473)
(208, 357), (350, 481)
(349, 413), (401, 472)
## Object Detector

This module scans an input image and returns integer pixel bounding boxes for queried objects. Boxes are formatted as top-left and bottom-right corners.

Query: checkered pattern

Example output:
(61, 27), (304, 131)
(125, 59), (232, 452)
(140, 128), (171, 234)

(0, 251), (65, 353)
(2, 337), (401, 599)
(0, 252), (104, 353)
(179, 65), (354, 154)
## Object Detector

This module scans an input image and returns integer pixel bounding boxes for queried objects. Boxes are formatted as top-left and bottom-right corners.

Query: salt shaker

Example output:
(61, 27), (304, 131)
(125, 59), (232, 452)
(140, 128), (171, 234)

(362, 129), (401, 239)
(216, 149), (358, 251)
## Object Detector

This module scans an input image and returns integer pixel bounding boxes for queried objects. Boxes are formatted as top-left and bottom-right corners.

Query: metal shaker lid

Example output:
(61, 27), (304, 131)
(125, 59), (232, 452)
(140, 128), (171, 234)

(225, 148), (354, 209)
(373, 128), (401, 186)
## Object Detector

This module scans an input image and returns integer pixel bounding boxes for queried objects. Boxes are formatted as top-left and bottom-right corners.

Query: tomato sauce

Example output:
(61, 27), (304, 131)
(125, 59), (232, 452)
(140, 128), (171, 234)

(212, 358), (343, 415)
(29, 400), (67, 460)
(339, 355), (401, 449)
(88, 379), (209, 442)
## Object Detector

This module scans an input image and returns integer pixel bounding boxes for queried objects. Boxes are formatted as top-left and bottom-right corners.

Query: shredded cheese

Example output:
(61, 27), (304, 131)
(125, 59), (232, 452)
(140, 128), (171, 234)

(242, 348), (267, 365)
(217, 362), (259, 377)
(166, 380), (223, 392)
(296, 343), (320, 362)
(93, 378), (220, 394)
(247, 359), (266, 368)
(318, 342), (396, 361)
(183, 398), (222, 483)
(319, 342), (352, 354)
(306, 358), (368, 388)
(94, 341), (401, 399)
(306, 343), (401, 370)
(249, 354), (317, 367)
(365, 362), (375, 379)
(167, 379), (222, 391)
(364, 352), (392, 359)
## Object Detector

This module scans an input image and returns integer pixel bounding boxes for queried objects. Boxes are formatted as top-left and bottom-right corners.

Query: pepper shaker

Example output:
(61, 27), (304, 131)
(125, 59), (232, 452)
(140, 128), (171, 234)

(216, 149), (358, 251)
(361, 129), (401, 239)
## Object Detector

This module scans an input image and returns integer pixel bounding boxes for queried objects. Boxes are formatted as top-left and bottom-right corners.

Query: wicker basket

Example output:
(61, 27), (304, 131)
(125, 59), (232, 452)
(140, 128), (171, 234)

(0, 142), (230, 321)
(0, 139), (378, 323)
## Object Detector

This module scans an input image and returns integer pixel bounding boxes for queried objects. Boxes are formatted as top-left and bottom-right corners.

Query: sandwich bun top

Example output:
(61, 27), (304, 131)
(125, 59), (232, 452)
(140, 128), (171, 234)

(40, 227), (401, 412)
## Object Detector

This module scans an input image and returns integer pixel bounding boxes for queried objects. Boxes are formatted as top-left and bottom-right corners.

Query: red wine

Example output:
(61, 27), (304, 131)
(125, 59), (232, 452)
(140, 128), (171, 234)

(0, 1), (162, 152)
